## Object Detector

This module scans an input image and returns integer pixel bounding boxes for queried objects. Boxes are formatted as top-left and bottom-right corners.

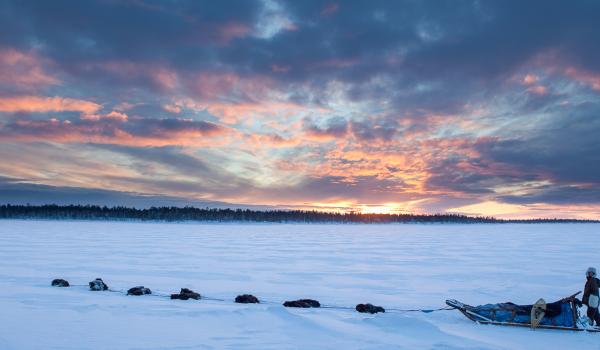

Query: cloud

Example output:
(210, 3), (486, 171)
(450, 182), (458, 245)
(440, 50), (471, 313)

(475, 102), (600, 186)
(81, 111), (128, 121)
(565, 67), (600, 92)
(522, 74), (538, 85)
(498, 185), (600, 206)
(420, 99), (600, 206)
(163, 104), (182, 113)
(86, 144), (257, 198)
(0, 96), (101, 114)
(245, 132), (299, 148)
(303, 117), (348, 140)
(178, 98), (318, 125)
(0, 1), (263, 58)
(527, 85), (547, 95)
(254, 175), (422, 206)
(0, 175), (269, 209)
(0, 48), (59, 89)
(76, 61), (179, 92)
(0, 114), (231, 147)
(350, 117), (399, 142)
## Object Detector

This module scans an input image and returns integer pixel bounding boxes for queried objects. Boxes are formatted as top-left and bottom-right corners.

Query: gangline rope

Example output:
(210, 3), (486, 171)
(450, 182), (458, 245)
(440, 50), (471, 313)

(63, 283), (454, 314)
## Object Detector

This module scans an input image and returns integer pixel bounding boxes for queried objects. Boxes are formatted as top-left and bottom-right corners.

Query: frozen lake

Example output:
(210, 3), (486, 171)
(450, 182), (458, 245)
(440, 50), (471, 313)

(0, 220), (598, 349)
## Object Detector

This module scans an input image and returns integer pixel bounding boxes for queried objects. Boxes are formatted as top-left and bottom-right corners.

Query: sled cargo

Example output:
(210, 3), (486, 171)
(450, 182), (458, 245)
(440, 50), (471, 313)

(446, 292), (600, 332)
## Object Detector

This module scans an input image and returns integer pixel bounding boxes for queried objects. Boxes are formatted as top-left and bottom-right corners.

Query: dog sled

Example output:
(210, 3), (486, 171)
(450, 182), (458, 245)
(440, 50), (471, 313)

(446, 292), (600, 332)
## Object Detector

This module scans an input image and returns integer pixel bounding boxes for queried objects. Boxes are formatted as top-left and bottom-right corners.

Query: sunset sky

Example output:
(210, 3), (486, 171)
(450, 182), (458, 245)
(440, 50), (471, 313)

(1, 0), (599, 219)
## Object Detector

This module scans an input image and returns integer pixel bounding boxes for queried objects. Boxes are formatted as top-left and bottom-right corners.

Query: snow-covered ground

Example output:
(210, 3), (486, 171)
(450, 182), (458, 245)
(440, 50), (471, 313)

(0, 220), (598, 349)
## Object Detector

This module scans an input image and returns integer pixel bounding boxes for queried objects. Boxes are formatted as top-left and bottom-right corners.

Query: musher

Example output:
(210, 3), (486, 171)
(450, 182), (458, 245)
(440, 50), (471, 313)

(583, 267), (600, 326)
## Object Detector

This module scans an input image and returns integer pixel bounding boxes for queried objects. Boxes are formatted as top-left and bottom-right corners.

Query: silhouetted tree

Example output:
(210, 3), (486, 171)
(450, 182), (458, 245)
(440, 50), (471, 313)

(0, 204), (594, 224)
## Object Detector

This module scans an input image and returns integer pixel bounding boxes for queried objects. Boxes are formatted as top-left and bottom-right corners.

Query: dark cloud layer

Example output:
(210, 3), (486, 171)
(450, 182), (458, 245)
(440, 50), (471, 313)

(0, 176), (266, 209)
(3, 1), (599, 103)
(478, 102), (600, 185)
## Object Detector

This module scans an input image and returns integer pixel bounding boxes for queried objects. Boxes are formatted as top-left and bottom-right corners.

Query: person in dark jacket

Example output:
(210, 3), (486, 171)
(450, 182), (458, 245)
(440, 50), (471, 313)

(583, 267), (600, 326)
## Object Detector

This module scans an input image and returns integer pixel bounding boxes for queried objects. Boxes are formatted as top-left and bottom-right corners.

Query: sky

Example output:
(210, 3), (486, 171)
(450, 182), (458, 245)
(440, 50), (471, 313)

(1, 0), (599, 219)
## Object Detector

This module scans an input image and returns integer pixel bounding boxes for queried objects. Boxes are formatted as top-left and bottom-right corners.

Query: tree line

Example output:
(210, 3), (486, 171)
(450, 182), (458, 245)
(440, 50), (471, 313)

(0, 204), (596, 223)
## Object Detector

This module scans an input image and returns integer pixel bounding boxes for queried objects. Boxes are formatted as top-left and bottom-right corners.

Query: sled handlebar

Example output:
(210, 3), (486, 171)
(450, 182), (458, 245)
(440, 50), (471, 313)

(561, 291), (581, 302)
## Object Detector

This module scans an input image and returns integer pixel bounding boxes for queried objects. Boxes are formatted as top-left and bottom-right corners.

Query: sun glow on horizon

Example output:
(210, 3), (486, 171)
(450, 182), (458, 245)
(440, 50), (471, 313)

(296, 201), (409, 215)
(355, 203), (407, 215)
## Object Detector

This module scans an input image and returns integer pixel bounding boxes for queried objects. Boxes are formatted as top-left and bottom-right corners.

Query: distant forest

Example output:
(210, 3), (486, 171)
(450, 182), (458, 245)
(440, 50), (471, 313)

(0, 204), (597, 223)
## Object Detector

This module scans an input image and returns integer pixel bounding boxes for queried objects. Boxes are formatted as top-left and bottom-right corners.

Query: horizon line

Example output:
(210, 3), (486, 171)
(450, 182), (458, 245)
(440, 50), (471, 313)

(2, 204), (598, 223)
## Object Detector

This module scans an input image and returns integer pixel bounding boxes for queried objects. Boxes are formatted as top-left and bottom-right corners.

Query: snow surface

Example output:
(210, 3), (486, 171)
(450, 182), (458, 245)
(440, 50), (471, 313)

(0, 220), (599, 350)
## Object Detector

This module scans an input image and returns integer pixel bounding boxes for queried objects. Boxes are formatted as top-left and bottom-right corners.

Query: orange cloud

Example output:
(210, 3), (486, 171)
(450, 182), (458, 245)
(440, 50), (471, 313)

(293, 133), (499, 199)
(304, 138), (430, 192)
(0, 96), (102, 114)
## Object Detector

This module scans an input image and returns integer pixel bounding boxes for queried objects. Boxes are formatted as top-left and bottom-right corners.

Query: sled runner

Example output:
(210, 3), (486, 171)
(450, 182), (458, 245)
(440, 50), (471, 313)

(446, 292), (600, 332)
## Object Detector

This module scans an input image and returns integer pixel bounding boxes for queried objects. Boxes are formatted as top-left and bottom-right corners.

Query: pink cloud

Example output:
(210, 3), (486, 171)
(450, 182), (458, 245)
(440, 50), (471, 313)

(163, 104), (182, 113)
(519, 73), (547, 95)
(0, 48), (59, 88)
(184, 72), (273, 102)
(0, 96), (102, 114)
(175, 70), (322, 123)
(204, 101), (315, 124)
(152, 68), (178, 90)
(528, 85), (547, 95)
(565, 67), (600, 91)
(0, 116), (232, 147)
(522, 74), (538, 85)
(81, 111), (129, 122)
(113, 102), (137, 111)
